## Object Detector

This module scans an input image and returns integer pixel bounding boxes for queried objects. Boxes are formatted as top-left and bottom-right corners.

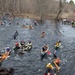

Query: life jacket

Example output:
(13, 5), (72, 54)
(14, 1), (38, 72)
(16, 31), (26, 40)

(27, 43), (32, 47)
(55, 43), (59, 47)
(54, 58), (61, 64)
(46, 63), (54, 70)
(55, 42), (61, 47)
(44, 73), (47, 75)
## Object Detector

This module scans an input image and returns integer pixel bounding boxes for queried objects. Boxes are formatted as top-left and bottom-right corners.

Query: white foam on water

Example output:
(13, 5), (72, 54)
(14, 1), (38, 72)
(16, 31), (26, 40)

(14, 54), (20, 60)
(6, 24), (10, 26)
(60, 46), (63, 48)
(0, 28), (5, 30)
(38, 69), (42, 72)
(48, 57), (52, 60)
(1, 50), (5, 52)
(61, 59), (67, 65)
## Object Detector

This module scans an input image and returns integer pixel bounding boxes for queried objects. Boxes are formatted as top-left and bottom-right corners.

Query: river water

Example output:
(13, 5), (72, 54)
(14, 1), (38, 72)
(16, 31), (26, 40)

(0, 17), (75, 75)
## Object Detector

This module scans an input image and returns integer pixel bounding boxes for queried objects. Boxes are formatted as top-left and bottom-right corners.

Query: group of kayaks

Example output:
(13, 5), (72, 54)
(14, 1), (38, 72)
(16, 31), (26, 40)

(0, 14), (64, 75)
(0, 40), (32, 63)
(40, 40), (62, 75)
(0, 36), (61, 75)
(13, 41), (32, 54)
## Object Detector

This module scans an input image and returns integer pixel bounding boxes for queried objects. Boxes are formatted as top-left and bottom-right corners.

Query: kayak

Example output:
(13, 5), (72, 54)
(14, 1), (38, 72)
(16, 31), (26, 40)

(22, 25), (33, 29)
(0, 52), (10, 62)
(24, 46), (32, 51)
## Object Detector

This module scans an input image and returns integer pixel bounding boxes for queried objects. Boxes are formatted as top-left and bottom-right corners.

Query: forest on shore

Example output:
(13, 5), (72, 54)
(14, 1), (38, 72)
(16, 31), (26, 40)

(0, 0), (75, 20)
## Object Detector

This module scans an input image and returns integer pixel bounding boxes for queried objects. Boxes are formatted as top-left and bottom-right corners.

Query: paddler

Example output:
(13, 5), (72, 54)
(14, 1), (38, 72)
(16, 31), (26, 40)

(44, 63), (54, 75)
(13, 42), (20, 53)
(26, 41), (32, 50)
(55, 40), (61, 50)
(13, 30), (18, 39)
(41, 32), (46, 37)
(41, 44), (49, 60)
(6, 47), (11, 55)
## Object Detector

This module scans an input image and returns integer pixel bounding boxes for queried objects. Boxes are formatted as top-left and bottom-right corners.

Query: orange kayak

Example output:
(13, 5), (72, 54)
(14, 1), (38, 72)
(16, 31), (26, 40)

(0, 52), (9, 62)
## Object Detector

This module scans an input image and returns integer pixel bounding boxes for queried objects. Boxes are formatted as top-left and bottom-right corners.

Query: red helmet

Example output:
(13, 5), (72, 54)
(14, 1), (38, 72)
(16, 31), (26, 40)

(15, 42), (19, 46)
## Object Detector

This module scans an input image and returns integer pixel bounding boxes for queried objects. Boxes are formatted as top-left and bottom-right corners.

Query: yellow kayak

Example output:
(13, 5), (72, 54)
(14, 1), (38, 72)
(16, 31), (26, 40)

(22, 25), (33, 29)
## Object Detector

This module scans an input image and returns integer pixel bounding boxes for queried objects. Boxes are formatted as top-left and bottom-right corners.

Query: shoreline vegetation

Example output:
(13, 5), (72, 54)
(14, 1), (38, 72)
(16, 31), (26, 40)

(0, 12), (75, 21)
(10, 12), (75, 20)
(0, 0), (75, 21)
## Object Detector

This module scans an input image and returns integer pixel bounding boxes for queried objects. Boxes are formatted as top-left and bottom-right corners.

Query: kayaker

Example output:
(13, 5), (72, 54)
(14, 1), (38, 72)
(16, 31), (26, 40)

(26, 41), (32, 50)
(13, 30), (18, 39)
(55, 40), (61, 50)
(41, 32), (46, 37)
(41, 44), (49, 60)
(20, 41), (25, 48)
(6, 47), (11, 55)
(29, 25), (33, 29)
(44, 44), (49, 51)
(13, 42), (20, 53)
(44, 63), (54, 75)
(34, 21), (37, 25)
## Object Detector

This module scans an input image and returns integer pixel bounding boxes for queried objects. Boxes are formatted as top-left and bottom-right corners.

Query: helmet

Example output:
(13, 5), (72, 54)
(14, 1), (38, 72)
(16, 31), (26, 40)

(46, 63), (54, 69)
(45, 44), (48, 48)
(15, 42), (19, 46)
(29, 41), (31, 43)
(46, 63), (51, 67)
(6, 47), (10, 51)
(57, 40), (61, 43)
(20, 41), (25, 45)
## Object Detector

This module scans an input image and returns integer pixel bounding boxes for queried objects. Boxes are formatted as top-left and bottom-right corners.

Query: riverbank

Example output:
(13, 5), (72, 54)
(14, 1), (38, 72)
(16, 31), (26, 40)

(0, 12), (75, 21)
(14, 12), (75, 20)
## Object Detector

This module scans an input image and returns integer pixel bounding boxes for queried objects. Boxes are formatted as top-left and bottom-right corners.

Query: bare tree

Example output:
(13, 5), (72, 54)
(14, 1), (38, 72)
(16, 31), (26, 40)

(35, 0), (48, 21)
(55, 0), (63, 20)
